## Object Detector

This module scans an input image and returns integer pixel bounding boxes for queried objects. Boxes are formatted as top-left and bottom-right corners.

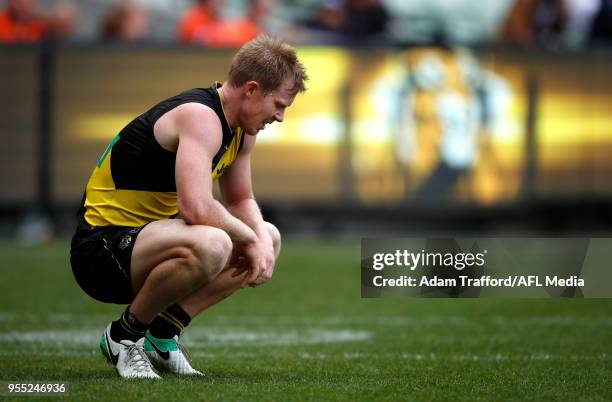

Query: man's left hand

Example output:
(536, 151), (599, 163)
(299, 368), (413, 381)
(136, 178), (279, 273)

(230, 237), (276, 288)
(250, 238), (276, 287)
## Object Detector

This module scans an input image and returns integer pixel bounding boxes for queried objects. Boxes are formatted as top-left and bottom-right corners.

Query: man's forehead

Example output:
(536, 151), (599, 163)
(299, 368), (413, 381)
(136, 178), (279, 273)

(277, 76), (299, 93)
(269, 81), (297, 104)
(277, 92), (296, 107)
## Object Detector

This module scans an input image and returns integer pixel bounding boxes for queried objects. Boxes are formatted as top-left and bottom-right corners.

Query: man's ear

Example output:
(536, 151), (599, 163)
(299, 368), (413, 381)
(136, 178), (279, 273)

(245, 81), (260, 97)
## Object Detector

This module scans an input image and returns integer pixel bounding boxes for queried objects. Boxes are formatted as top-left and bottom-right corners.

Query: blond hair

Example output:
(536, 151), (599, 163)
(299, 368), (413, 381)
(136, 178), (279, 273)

(228, 35), (308, 94)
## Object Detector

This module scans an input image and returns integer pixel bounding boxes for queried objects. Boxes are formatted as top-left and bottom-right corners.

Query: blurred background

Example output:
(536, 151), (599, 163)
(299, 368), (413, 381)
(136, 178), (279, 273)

(1, 0), (612, 243)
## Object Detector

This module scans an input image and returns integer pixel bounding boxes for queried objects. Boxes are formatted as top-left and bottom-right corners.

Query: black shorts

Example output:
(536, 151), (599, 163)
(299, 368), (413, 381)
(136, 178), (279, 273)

(70, 224), (148, 304)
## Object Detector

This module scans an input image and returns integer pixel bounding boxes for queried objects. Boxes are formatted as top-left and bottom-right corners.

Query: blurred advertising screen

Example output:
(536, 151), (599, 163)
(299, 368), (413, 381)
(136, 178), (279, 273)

(2, 46), (611, 206)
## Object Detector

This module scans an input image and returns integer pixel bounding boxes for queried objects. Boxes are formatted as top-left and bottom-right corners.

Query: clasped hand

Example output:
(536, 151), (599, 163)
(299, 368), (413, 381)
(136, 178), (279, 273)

(229, 238), (276, 288)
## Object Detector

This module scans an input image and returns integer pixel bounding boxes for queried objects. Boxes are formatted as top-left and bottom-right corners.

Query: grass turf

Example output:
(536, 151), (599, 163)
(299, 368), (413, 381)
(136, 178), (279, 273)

(0, 238), (610, 401)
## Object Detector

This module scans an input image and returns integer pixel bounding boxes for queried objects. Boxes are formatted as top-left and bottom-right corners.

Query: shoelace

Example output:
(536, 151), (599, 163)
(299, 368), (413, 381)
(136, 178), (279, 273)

(126, 343), (154, 373)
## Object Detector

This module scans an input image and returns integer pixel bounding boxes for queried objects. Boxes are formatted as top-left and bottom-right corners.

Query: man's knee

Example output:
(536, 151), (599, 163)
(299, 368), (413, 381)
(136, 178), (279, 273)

(186, 227), (233, 281)
(265, 222), (281, 256)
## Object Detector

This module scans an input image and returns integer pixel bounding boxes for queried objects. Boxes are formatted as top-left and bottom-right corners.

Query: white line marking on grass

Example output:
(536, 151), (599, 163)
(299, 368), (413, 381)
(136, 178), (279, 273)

(0, 350), (98, 357)
(298, 352), (328, 360)
(185, 328), (371, 346)
(204, 315), (471, 326)
(184, 351), (612, 362)
(0, 330), (99, 344)
(0, 328), (371, 348)
(0, 340), (608, 364)
(1, 312), (611, 327)
(295, 352), (612, 362)
(397, 353), (612, 362)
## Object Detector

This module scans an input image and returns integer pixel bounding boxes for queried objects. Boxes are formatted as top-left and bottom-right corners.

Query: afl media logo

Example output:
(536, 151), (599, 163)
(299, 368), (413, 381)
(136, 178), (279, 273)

(118, 235), (132, 250)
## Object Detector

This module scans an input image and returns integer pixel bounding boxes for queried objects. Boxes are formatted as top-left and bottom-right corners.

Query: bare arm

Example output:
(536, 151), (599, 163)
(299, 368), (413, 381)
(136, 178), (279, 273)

(219, 133), (276, 287)
(173, 103), (257, 245)
(219, 134), (271, 245)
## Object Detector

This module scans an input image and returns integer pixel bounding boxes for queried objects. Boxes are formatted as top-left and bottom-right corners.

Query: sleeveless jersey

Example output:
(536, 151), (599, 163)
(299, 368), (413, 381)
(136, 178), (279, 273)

(81, 83), (244, 228)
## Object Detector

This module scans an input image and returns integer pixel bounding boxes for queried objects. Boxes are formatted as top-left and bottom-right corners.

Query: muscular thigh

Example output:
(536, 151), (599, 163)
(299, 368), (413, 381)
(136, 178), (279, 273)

(130, 219), (229, 293)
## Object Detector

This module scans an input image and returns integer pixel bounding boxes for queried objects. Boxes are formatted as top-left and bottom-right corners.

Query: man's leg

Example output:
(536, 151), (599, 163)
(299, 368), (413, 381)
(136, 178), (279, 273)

(101, 219), (232, 377)
(141, 222), (280, 375)
(133, 221), (280, 376)
(144, 221), (281, 344)
(145, 222), (281, 345)
(128, 219), (233, 323)
(178, 221), (281, 317)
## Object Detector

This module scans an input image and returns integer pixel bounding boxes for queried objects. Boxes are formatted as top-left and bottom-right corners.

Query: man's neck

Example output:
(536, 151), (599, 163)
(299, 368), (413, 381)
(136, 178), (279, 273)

(217, 83), (239, 129)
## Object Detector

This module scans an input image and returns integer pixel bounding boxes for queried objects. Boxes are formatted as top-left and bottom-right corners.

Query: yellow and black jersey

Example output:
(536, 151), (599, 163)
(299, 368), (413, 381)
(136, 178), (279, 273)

(80, 83), (244, 228)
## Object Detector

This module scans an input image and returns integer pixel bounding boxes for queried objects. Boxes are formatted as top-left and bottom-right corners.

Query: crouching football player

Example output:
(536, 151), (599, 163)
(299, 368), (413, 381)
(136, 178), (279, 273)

(70, 35), (307, 378)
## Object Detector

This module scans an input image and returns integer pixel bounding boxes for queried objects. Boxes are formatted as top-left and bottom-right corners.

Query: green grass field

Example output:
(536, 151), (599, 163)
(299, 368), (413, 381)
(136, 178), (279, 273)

(0, 238), (611, 401)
